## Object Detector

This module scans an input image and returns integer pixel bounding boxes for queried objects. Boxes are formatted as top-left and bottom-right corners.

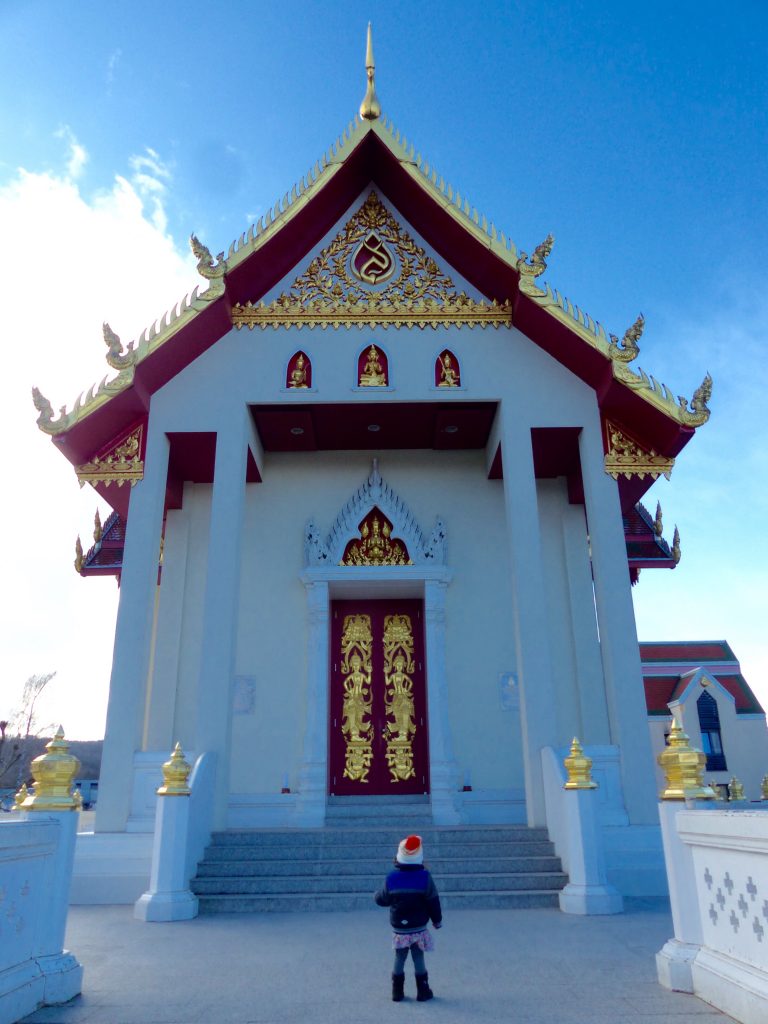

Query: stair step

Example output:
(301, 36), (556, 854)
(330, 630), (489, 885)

(195, 855), (564, 877)
(196, 890), (562, 913)
(192, 872), (567, 895)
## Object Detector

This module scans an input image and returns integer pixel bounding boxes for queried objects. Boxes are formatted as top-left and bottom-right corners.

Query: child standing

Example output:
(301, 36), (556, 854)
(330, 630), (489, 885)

(374, 834), (442, 1002)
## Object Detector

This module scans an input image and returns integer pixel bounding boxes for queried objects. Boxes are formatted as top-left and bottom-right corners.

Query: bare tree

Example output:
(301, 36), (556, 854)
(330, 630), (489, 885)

(0, 672), (56, 790)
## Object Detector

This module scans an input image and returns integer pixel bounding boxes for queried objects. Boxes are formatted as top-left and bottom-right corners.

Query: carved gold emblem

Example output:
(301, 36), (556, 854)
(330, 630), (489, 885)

(358, 344), (387, 387)
(382, 615), (417, 783)
(603, 422), (674, 482)
(232, 191), (514, 330)
(75, 424), (145, 488)
(352, 231), (395, 285)
(341, 510), (412, 566)
(340, 615), (374, 783)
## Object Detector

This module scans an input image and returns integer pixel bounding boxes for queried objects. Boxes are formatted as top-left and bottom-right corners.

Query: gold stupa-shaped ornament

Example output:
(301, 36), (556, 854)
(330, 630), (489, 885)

(359, 23), (381, 121)
(563, 737), (598, 790)
(14, 783), (29, 810)
(657, 719), (715, 801)
(728, 776), (745, 801)
(157, 742), (192, 796)
(21, 726), (80, 811)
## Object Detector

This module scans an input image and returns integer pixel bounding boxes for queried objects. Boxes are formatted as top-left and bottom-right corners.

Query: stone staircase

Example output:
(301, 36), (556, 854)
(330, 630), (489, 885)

(192, 797), (568, 913)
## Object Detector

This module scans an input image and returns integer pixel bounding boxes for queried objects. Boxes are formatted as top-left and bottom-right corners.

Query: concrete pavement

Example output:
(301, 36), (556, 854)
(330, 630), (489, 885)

(22, 901), (735, 1024)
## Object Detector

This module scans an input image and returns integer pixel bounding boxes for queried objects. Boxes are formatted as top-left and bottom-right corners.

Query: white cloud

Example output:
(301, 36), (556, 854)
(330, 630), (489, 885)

(127, 148), (173, 233)
(0, 148), (197, 738)
(54, 125), (88, 180)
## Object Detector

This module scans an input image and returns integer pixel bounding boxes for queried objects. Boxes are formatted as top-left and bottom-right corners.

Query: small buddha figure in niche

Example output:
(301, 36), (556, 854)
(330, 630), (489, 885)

(288, 352), (309, 389)
(438, 351), (460, 387)
(359, 344), (387, 387)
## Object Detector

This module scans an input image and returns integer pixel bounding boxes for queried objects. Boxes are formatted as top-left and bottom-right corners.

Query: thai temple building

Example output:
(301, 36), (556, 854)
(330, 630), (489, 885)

(34, 30), (722, 901)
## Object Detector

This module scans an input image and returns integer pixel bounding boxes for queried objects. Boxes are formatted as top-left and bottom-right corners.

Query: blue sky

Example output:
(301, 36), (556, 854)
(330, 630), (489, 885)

(1, 1), (766, 738)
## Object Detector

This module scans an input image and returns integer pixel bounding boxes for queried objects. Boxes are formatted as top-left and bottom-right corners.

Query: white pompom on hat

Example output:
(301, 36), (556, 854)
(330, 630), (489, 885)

(396, 834), (423, 865)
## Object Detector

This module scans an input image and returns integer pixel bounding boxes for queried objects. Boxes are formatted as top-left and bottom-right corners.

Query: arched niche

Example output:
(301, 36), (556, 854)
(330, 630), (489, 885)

(286, 350), (312, 389)
(357, 343), (389, 388)
(435, 349), (461, 388)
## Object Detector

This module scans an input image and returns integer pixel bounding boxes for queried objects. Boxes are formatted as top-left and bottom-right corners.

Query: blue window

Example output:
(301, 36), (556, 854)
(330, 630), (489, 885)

(697, 691), (726, 771)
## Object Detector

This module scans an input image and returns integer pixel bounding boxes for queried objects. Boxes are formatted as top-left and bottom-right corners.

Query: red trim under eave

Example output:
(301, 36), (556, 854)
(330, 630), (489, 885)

(48, 126), (694, 481)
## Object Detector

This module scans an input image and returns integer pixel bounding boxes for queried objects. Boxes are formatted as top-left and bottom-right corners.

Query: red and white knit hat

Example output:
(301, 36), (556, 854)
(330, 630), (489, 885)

(396, 834), (423, 865)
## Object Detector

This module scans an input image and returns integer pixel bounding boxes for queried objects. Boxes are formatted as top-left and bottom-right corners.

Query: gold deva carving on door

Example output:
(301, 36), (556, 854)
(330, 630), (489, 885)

(340, 614), (374, 782)
(382, 615), (417, 782)
(231, 191), (514, 330)
(341, 510), (413, 566)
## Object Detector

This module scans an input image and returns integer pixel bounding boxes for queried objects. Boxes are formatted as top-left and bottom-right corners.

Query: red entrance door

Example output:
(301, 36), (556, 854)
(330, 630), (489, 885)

(329, 599), (429, 795)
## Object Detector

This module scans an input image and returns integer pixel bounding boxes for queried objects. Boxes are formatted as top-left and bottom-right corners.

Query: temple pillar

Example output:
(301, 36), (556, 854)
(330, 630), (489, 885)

(96, 426), (169, 832)
(578, 415), (657, 824)
(193, 408), (250, 830)
(296, 581), (330, 826)
(561, 505), (612, 744)
(500, 409), (558, 827)
(424, 579), (461, 824)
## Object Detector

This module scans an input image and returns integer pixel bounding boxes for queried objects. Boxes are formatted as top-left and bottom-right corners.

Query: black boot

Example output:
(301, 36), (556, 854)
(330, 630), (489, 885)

(392, 973), (405, 1002)
(415, 972), (433, 1001)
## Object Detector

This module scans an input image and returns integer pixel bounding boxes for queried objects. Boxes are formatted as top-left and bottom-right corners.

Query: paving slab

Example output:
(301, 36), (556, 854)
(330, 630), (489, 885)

(22, 900), (737, 1024)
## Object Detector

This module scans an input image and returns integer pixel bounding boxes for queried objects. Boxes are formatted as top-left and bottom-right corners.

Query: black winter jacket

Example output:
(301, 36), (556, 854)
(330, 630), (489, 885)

(374, 863), (442, 933)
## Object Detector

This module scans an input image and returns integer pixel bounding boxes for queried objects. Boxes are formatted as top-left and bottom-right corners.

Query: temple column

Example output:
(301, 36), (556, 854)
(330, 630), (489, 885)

(96, 425), (169, 832)
(424, 580), (461, 824)
(578, 415), (657, 824)
(296, 581), (330, 826)
(193, 407), (250, 830)
(561, 505), (612, 744)
(500, 408), (558, 827)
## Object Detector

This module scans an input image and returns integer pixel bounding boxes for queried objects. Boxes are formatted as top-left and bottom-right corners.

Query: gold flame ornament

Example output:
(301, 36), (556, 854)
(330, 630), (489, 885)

(359, 23), (381, 121)
(21, 727), (81, 811)
(563, 738), (598, 789)
(157, 743), (192, 796)
(657, 719), (715, 801)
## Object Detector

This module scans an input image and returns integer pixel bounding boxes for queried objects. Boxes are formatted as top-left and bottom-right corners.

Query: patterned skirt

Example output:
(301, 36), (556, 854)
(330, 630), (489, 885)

(392, 928), (435, 951)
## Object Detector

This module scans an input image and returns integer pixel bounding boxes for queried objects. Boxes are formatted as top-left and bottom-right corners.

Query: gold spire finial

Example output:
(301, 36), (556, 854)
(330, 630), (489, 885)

(563, 737), (598, 789)
(658, 718), (715, 801)
(728, 776), (745, 801)
(157, 742), (192, 796)
(21, 726), (81, 812)
(359, 22), (381, 121)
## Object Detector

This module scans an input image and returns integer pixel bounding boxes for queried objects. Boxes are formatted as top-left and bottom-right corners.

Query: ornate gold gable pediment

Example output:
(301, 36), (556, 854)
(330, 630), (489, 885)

(76, 423), (145, 488)
(603, 421), (674, 481)
(232, 191), (513, 330)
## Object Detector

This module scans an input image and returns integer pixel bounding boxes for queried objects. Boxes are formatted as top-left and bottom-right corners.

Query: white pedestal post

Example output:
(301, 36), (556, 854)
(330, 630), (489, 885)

(26, 810), (84, 1004)
(656, 801), (703, 992)
(558, 788), (623, 915)
(424, 580), (461, 825)
(500, 408), (558, 827)
(135, 792), (198, 922)
(97, 427), (170, 832)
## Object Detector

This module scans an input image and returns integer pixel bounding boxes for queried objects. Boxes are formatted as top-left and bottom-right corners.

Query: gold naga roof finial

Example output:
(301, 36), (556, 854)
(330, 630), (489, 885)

(359, 22), (381, 121)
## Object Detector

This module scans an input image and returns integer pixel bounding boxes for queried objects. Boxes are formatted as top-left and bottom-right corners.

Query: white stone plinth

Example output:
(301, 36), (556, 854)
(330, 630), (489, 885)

(134, 792), (198, 922)
(557, 786), (623, 915)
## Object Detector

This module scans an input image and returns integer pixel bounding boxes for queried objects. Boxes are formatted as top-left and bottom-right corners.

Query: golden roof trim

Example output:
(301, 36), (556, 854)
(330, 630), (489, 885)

(32, 106), (712, 437)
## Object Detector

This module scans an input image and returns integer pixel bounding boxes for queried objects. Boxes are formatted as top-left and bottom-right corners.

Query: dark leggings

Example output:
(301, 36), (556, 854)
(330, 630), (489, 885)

(393, 943), (426, 976)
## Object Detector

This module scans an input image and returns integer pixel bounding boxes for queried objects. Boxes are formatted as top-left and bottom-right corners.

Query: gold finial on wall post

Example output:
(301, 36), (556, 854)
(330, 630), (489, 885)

(657, 718), (715, 801)
(359, 23), (381, 121)
(21, 726), (81, 811)
(728, 776), (745, 801)
(563, 737), (598, 789)
(157, 742), (192, 796)
(14, 783), (29, 810)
